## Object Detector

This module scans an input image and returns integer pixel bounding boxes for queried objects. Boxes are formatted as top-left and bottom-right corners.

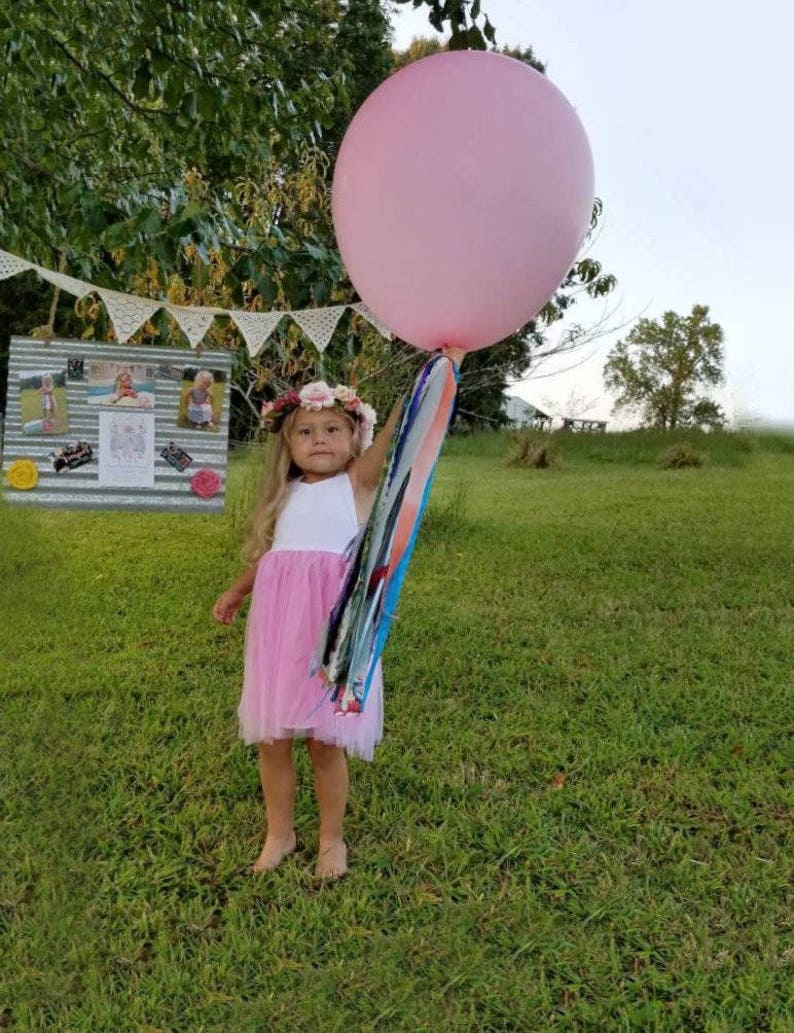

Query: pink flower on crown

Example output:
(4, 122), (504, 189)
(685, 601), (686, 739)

(299, 381), (335, 411)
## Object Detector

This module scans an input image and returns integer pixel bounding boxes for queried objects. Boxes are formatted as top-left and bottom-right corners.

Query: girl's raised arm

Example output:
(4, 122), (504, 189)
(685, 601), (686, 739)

(352, 399), (403, 492)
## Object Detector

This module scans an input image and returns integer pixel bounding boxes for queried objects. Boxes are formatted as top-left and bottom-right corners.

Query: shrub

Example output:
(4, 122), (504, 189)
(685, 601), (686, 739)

(506, 429), (560, 469)
(659, 444), (704, 469)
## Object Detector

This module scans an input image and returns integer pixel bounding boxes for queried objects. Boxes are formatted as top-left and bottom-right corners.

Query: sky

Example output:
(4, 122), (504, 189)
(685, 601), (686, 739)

(390, 0), (794, 428)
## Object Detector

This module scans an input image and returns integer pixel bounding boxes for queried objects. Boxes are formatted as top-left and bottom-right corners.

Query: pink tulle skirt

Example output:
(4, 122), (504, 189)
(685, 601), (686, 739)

(238, 549), (384, 761)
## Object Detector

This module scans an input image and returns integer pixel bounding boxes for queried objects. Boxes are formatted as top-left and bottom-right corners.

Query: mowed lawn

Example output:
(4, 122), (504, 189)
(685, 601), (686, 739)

(1, 431), (792, 1031)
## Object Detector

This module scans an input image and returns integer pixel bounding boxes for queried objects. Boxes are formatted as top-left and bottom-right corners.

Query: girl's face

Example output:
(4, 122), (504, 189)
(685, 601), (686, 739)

(198, 374), (213, 390)
(288, 408), (356, 482)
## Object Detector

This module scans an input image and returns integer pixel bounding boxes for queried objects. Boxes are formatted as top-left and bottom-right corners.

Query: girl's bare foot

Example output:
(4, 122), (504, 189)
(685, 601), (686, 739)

(315, 838), (348, 880)
(251, 832), (297, 873)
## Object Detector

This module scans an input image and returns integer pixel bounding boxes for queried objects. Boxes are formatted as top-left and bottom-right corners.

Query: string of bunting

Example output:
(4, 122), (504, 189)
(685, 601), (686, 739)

(0, 247), (392, 356)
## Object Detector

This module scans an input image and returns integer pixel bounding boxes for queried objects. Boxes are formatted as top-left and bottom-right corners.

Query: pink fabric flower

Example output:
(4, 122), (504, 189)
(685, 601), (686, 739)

(190, 468), (222, 499)
(299, 381), (335, 411)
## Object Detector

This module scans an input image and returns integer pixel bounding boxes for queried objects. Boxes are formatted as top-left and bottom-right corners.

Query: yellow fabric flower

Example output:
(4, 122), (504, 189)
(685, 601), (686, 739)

(6, 459), (39, 490)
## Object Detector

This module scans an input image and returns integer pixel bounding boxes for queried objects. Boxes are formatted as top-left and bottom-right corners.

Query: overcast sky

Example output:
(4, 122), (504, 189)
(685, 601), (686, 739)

(390, 1), (793, 427)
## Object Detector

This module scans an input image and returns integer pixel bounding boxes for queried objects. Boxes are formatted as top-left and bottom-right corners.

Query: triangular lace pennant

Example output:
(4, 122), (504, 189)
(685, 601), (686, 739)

(96, 288), (162, 343)
(0, 248), (34, 280)
(167, 305), (218, 349)
(34, 265), (93, 299)
(229, 310), (285, 358)
(290, 305), (346, 353)
(350, 302), (393, 339)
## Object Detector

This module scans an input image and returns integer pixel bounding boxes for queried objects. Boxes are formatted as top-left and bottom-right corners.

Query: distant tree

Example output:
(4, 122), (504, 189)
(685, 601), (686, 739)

(604, 305), (726, 430)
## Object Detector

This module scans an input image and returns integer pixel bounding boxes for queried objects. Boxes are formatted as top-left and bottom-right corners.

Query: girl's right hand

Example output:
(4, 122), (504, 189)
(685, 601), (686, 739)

(212, 588), (245, 625)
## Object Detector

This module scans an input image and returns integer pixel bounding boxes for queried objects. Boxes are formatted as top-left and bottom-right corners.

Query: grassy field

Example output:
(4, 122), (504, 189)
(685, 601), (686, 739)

(1, 430), (792, 1031)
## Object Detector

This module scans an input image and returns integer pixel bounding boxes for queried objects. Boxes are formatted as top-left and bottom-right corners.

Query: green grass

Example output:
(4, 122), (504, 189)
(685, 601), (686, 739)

(1, 432), (793, 1031)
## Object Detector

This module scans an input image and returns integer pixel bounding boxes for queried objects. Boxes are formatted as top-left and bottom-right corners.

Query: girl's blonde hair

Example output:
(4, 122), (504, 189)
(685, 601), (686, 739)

(241, 408), (362, 566)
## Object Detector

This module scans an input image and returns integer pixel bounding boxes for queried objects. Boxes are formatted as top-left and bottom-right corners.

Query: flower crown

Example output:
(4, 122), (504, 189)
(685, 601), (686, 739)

(261, 381), (377, 451)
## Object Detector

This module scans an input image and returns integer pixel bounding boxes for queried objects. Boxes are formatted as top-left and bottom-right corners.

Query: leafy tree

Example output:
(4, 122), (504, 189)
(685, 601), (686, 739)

(603, 305), (726, 430)
(0, 1), (389, 287)
(0, 1), (615, 432)
(0, 0), (395, 424)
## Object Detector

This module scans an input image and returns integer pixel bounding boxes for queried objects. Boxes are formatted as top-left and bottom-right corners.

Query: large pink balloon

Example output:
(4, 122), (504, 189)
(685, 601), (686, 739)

(332, 50), (595, 352)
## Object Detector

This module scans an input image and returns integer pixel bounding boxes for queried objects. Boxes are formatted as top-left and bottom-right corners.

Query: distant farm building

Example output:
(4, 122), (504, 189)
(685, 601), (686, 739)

(503, 395), (608, 432)
(502, 395), (553, 431)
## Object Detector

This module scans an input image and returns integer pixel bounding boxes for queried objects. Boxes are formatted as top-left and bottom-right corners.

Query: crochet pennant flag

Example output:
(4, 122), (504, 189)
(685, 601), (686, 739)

(168, 305), (219, 349)
(96, 288), (162, 343)
(229, 310), (285, 357)
(290, 305), (346, 353)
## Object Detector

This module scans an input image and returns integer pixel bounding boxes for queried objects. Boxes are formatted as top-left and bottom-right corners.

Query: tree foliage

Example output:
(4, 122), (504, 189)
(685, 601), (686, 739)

(603, 305), (726, 430)
(0, 0), (616, 434)
(0, 0), (395, 426)
(0, 1), (387, 287)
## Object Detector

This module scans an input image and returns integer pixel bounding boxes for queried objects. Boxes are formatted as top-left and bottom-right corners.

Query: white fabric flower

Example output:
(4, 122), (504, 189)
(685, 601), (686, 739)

(358, 402), (377, 450)
(333, 385), (357, 404)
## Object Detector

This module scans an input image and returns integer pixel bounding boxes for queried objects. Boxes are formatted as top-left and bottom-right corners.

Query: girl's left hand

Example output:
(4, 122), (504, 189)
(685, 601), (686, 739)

(212, 588), (245, 624)
(441, 346), (466, 368)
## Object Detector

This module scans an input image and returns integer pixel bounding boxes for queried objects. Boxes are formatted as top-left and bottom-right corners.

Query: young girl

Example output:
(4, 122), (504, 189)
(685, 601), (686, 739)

(212, 380), (402, 880)
(110, 367), (139, 402)
(187, 369), (216, 429)
(39, 373), (56, 418)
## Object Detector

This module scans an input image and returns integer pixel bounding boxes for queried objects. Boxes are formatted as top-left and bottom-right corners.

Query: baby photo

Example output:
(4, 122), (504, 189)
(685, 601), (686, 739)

(87, 361), (156, 409)
(176, 367), (225, 432)
(18, 368), (69, 435)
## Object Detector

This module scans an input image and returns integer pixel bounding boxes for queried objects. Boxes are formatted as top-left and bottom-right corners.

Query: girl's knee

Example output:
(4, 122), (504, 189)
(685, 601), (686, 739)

(306, 738), (345, 766)
(258, 738), (293, 760)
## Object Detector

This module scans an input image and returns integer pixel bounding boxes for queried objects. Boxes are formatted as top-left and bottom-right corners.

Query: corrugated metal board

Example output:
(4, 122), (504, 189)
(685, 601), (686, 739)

(2, 337), (232, 513)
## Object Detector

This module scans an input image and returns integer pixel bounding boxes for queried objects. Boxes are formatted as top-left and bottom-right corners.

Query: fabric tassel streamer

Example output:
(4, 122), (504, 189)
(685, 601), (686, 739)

(314, 353), (459, 714)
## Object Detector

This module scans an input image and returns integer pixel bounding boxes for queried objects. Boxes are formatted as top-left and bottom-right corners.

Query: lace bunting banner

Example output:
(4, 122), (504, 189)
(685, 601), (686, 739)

(0, 247), (391, 353)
